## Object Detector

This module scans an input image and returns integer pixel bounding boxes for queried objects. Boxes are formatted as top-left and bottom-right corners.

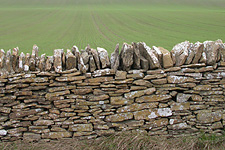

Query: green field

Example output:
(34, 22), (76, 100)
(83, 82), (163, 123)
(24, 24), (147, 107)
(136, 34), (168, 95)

(0, 0), (225, 55)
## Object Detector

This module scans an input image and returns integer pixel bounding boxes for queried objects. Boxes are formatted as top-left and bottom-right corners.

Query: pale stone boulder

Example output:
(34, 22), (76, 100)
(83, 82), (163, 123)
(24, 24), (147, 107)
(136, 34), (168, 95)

(80, 50), (89, 65)
(66, 49), (76, 70)
(38, 54), (46, 71)
(24, 53), (30, 72)
(12, 47), (19, 72)
(171, 41), (190, 66)
(199, 51), (206, 63)
(0, 49), (5, 69)
(132, 42), (141, 69)
(120, 43), (134, 71)
(220, 43), (225, 61)
(203, 40), (221, 65)
(89, 55), (96, 72)
(185, 43), (195, 65)
(53, 49), (63, 73)
(152, 46), (163, 67)
(192, 41), (204, 64)
(157, 47), (173, 69)
(90, 48), (101, 70)
(29, 45), (39, 71)
(18, 52), (25, 72)
(110, 43), (120, 70)
(97, 47), (110, 68)
(139, 42), (160, 69)
(45, 56), (53, 71)
(6, 50), (12, 73)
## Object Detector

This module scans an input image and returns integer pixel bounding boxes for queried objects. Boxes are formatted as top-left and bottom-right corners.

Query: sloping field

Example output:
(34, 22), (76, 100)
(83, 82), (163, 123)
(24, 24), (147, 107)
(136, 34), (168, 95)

(0, 0), (225, 55)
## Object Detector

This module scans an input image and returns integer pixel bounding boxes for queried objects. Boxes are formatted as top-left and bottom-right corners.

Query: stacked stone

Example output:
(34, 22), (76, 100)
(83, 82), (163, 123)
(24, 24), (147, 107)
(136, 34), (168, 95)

(0, 40), (224, 141)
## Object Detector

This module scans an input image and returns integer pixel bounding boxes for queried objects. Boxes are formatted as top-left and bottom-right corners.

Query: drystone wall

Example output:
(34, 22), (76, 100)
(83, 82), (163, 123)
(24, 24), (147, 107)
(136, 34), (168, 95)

(0, 40), (225, 142)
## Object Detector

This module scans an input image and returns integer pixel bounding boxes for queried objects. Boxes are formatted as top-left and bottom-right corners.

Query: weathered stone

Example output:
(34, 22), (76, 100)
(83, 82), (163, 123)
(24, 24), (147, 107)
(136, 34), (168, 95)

(139, 42), (160, 69)
(90, 48), (101, 70)
(171, 102), (190, 111)
(92, 68), (115, 77)
(127, 73), (144, 79)
(81, 50), (89, 64)
(9, 109), (43, 119)
(0, 49), (5, 69)
(157, 47), (173, 68)
(171, 41), (190, 66)
(89, 55), (96, 72)
(176, 93), (191, 102)
(12, 47), (19, 72)
(33, 120), (54, 126)
(45, 90), (70, 100)
(197, 110), (222, 123)
(136, 94), (171, 103)
(147, 118), (169, 129)
(117, 102), (158, 113)
(192, 42), (204, 64)
(45, 56), (53, 71)
(105, 112), (133, 122)
(144, 73), (167, 80)
(124, 88), (156, 99)
(193, 85), (211, 91)
(96, 129), (115, 136)
(203, 40), (221, 65)
(88, 94), (109, 101)
(111, 44), (120, 70)
(115, 71), (127, 80)
(133, 79), (152, 87)
(69, 124), (93, 132)
(132, 42), (141, 69)
(140, 56), (149, 70)
(23, 133), (41, 141)
(72, 88), (92, 95)
(152, 46), (163, 67)
(151, 78), (167, 85)
(14, 91), (32, 96)
(120, 43), (134, 71)
(38, 54), (46, 71)
(134, 108), (172, 120)
(164, 67), (181, 72)
(190, 105), (207, 110)
(168, 123), (190, 130)
(5, 50), (13, 73)
(167, 76), (195, 83)
(42, 131), (72, 139)
(97, 47), (110, 68)
(185, 43), (195, 65)
(85, 77), (113, 83)
(55, 76), (86, 82)
(110, 97), (133, 105)
(66, 49), (76, 70)
(53, 49), (63, 72)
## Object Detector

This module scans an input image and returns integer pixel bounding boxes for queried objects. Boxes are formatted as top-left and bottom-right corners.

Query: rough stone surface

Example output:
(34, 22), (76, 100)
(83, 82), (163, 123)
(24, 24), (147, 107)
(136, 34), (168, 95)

(97, 47), (110, 68)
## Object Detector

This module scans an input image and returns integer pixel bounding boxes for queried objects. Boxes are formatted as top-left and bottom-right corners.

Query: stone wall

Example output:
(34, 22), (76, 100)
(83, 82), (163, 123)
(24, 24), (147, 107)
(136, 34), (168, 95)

(0, 40), (225, 141)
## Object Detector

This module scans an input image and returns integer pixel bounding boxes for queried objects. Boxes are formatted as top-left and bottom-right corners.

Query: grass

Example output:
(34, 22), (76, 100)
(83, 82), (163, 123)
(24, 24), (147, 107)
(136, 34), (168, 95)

(0, 132), (225, 150)
(0, 0), (225, 55)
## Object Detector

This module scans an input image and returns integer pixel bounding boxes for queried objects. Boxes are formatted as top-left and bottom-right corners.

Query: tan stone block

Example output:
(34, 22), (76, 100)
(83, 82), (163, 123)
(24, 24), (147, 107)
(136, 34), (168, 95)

(42, 131), (72, 139)
(88, 94), (109, 101)
(69, 124), (93, 132)
(144, 73), (167, 80)
(33, 120), (54, 126)
(193, 85), (212, 91)
(127, 73), (144, 79)
(136, 94), (171, 103)
(134, 108), (172, 120)
(23, 133), (41, 141)
(9, 109), (43, 119)
(124, 88), (156, 100)
(167, 76), (195, 84)
(210, 122), (223, 130)
(55, 76), (86, 82)
(85, 77), (113, 83)
(105, 113), (133, 122)
(95, 129), (115, 136)
(147, 118), (168, 128)
(72, 88), (92, 95)
(73, 131), (94, 137)
(110, 96), (133, 105)
(151, 78), (167, 85)
(171, 102), (190, 111)
(197, 110), (222, 123)
(117, 103), (158, 113)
